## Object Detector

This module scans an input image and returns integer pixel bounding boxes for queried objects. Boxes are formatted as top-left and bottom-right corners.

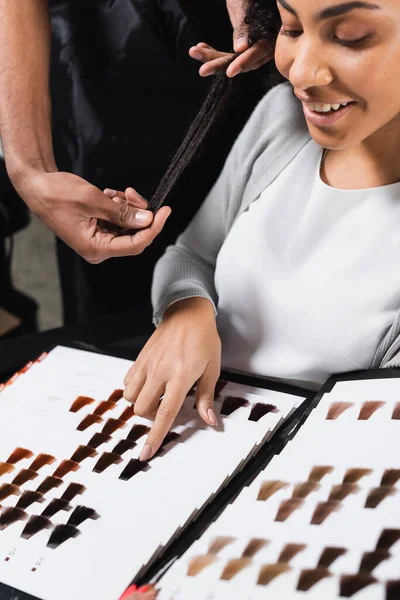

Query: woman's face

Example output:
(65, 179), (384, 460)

(275, 0), (400, 150)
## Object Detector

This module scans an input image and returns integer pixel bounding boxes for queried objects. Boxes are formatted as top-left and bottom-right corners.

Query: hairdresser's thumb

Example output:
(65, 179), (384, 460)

(98, 192), (153, 230)
(233, 23), (249, 53)
(196, 366), (219, 428)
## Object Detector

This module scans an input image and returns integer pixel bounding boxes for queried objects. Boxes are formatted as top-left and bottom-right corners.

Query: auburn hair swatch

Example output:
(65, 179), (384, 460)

(326, 402), (354, 420)
(358, 401), (385, 420)
(7, 448), (33, 464)
(29, 454), (56, 472)
(69, 396), (95, 413)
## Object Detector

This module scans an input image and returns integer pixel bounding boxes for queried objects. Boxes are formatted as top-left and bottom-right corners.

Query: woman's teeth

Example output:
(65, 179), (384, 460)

(308, 102), (348, 113)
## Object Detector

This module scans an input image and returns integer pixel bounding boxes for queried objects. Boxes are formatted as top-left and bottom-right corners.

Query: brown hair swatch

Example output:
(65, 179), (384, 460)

(67, 505), (99, 527)
(257, 480), (289, 502)
(386, 580), (400, 600)
(12, 469), (39, 487)
(365, 486), (395, 509)
(0, 507), (27, 530)
(36, 476), (63, 495)
(41, 499), (71, 518)
(220, 558), (251, 581)
(391, 403), (400, 420)
(326, 402), (354, 420)
(93, 452), (123, 474)
(208, 536), (236, 555)
(160, 431), (181, 448)
(101, 418), (126, 436)
(29, 454), (56, 472)
(119, 459), (149, 481)
(343, 468), (372, 484)
(257, 564), (291, 586)
(311, 501), (340, 525)
(52, 460), (80, 479)
(21, 515), (53, 539)
(297, 568), (332, 591)
(358, 401), (385, 420)
(127, 424), (150, 442)
(220, 396), (249, 416)
(77, 414), (103, 432)
(7, 448), (33, 465)
(47, 524), (80, 549)
(87, 433), (112, 449)
(317, 547), (347, 569)
(0, 484), (20, 502)
(308, 466), (334, 482)
(93, 401), (116, 416)
(278, 543), (307, 564)
(16, 491), (43, 510)
(242, 538), (268, 559)
(70, 396), (95, 413)
(340, 574), (377, 597)
(0, 463), (14, 477)
(112, 439), (136, 456)
(376, 529), (400, 550)
(381, 469), (400, 487)
(359, 550), (390, 573)
(70, 446), (98, 464)
(275, 498), (304, 522)
(108, 389), (124, 403)
(187, 555), (216, 577)
(61, 483), (86, 503)
(118, 406), (136, 422)
(248, 403), (278, 422)
(215, 380), (228, 399)
(292, 482), (320, 499)
(328, 484), (359, 502)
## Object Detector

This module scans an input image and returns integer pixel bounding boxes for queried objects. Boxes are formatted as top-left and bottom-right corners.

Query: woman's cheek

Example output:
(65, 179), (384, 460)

(274, 42), (291, 80)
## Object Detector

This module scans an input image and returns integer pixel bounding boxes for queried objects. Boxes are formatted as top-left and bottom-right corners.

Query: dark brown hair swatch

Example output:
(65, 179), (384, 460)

(220, 558), (251, 581)
(159, 431), (181, 449)
(359, 550), (390, 573)
(257, 564), (291, 586)
(87, 433), (112, 449)
(0, 484), (20, 502)
(21, 515), (53, 539)
(118, 406), (136, 422)
(77, 414), (103, 431)
(12, 469), (39, 487)
(0, 507), (27, 530)
(391, 403), (400, 420)
(317, 547), (347, 569)
(187, 555), (216, 577)
(119, 459), (149, 481)
(70, 446), (98, 464)
(93, 401), (116, 416)
(215, 380), (228, 399)
(220, 396), (249, 416)
(308, 466), (334, 482)
(67, 505), (99, 527)
(41, 499), (71, 518)
(47, 524), (80, 549)
(29, 454), (56, 472)
(326, 402), (354, 420)
(328, 484), (359, 502)
(340, 574), (377, 597)
(343, 468), (372, 484)
(127, 424), (150, 442)
(0, 463), (14, 477)
(70, 396), (95, 413)
(278, 543), (307, 564)
(381, 469), (400, 487)
(101, 418), (126, 436)
(257, 480), (289, 502)
(358, 400), (385, 420)
(112, 439), (136, 456)
(93, 452), (123, 474)
(108, 389), (124, 403)
(297, 568), (332, 591)
(208, 536), (236, 555)
(311, 501), (340, 525)
(386, 580), (400, 600)
(248, 403), (278, 422)
(242, 538), (268, 559)
(6, 448), (33, 465)
(16, 491), (43, 510)
(292, 482), (320, 499)
(52, 460), (80, 479)
(376, 529), (400, 550)
(36, 476), (63, 495)
(365, 486), (395, 509)
(275, 498), (304, 522)
(60, 483), (86, 503)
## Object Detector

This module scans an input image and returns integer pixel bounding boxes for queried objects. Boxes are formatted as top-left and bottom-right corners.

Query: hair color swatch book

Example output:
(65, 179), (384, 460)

(0, 345), (307, 600)
(157, 373), (400, 600)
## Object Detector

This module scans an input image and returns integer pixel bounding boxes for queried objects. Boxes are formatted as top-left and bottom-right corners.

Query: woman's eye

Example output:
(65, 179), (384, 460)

(334, 34), (370, 47)
(279, 27), (303, 38)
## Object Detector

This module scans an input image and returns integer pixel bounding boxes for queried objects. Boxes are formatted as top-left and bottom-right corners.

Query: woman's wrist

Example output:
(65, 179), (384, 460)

(164, 296), (216, 321)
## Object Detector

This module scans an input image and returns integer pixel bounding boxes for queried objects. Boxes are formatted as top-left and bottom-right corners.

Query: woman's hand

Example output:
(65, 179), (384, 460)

(123, 298), (222, 461)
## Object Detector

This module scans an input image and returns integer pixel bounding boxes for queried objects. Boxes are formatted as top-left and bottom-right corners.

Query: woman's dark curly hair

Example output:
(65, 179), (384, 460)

(147, 1), (282, 213)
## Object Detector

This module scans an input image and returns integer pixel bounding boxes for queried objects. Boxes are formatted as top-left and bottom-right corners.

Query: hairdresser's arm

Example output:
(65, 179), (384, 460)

(0, 0), (169, 262)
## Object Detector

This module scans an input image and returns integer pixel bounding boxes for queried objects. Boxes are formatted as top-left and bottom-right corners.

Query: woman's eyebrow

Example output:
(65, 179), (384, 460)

(277, 0), (380, 20)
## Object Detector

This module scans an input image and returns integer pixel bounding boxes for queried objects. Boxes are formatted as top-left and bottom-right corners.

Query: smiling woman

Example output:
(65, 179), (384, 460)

(123, 0), (400, 460)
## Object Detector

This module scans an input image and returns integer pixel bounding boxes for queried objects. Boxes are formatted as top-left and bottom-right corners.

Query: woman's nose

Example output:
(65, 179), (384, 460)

(289, 41), (333, 90)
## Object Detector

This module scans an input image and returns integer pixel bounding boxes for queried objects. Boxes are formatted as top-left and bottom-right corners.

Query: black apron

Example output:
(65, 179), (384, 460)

(49, 0), (265, 324)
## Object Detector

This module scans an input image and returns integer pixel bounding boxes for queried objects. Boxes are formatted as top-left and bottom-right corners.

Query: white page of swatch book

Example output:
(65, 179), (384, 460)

(157, 376), (400, 600)
(0, 346), (304, 600)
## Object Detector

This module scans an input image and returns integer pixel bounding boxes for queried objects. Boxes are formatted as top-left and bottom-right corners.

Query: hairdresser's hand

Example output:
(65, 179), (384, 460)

(189, 0), (273, 78)
(123, 297), (222, 461)
(13, 171), (171, 263)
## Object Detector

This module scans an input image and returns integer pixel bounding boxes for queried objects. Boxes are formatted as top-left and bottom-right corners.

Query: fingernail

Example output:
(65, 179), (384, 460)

(119, 585), (138, 599)
(207, 408), (218, 427)
(140, 444), (152, 462)
(191, 50), (202, 60)
(234, 37), (248, 51)
(104, 189), (117, 198)
(138, 585), (153, 593)
(135, 210), (151, 224)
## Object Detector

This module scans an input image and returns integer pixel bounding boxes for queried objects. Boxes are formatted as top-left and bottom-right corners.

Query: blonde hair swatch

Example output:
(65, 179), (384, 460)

(257, 564), (291, 586)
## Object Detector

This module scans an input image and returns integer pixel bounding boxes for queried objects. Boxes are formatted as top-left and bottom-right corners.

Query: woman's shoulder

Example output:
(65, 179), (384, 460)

(250, 82), (308, 137)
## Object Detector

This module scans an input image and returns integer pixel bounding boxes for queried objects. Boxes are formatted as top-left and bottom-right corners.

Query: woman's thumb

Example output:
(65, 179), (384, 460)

(196, 366), (219, 427)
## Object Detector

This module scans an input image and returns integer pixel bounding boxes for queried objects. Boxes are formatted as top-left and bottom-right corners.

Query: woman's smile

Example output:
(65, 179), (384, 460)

(302, 100), (355, 126)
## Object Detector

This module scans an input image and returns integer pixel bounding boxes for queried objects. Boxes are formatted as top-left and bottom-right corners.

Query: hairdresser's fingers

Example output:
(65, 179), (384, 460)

(195, 364), (220, 427)
(132, 379), (166, 420)
(226, 40), (274, 77)
(190, 44), (231, 64)
(124, 187), (149, 209)
(104, 189), (127, 201)
(123, 366), (147, 402)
